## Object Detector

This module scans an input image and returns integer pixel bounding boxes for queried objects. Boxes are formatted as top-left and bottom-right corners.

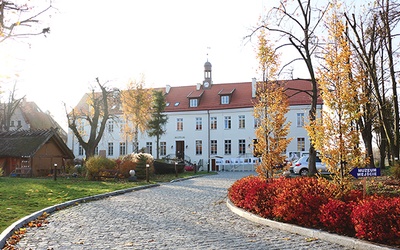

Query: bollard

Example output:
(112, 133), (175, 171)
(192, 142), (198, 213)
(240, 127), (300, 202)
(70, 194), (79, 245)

(146, 164), (150, 182)
(53, 163), (57, 181)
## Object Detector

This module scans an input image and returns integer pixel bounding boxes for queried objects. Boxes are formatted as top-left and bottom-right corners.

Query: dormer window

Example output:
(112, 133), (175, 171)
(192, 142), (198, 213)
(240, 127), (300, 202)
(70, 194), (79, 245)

(187, 90), (203, 107)
(221, 95), (230, 104)
(189, 98), (198, 107)
(218, 88), (235, 105)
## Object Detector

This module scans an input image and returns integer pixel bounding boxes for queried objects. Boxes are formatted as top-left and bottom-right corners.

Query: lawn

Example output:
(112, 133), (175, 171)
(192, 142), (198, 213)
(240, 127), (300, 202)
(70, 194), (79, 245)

(0, 172), (210, 233)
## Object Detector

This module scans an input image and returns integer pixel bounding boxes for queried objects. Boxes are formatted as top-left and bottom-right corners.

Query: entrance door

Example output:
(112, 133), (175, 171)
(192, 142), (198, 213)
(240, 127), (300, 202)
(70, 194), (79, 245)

(175, 141), (185, 160)
(211, 158), (217, 171)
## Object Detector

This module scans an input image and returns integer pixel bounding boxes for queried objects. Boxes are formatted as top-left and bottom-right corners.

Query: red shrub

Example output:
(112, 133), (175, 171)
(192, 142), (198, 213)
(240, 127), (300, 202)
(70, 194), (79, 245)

(351, 196), (400, 244)
(228, 176), (259, 208)
(319, 199), (355, 236)
(342, 189), (364, 203)
(243, 178), (280, 218)
(272, 177), (335, 228)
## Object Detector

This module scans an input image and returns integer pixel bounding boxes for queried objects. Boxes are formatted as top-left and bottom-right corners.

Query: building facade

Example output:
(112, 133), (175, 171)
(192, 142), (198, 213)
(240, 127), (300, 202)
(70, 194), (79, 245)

(67, 61), (322, 170)
(0, 99), (67, 141)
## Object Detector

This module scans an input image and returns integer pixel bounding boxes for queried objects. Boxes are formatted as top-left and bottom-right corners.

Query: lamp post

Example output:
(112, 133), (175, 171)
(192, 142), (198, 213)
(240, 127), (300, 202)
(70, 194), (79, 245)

(53, 163), (57, 181)
(146, 164), (150, 182)
(175, 162), (178, 177)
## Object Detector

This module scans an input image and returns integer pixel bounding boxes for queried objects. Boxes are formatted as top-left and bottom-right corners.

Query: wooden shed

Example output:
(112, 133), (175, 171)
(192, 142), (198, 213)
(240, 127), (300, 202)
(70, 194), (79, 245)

(0, 129), (74, 177)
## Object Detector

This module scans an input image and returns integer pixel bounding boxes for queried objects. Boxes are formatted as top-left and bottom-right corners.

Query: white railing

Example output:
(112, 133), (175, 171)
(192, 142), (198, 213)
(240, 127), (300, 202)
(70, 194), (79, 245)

(214, 157), (259, 172)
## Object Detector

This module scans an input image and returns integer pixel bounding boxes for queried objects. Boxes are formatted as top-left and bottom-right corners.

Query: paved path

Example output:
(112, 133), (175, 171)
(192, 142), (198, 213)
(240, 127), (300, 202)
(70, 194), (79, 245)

(16, 172), (350, 249)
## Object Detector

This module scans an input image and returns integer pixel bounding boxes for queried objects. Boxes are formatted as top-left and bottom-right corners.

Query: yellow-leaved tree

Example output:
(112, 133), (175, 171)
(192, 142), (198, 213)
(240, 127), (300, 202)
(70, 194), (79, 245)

(254, 30), (292, 178)
(121, 76), (153, 153)
(306, 4), (368, 192)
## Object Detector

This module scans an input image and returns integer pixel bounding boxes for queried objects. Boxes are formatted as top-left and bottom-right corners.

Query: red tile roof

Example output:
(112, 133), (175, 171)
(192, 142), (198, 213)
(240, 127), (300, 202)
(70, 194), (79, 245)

(73, 79), (322, 114)
(164, 79), (322, 112)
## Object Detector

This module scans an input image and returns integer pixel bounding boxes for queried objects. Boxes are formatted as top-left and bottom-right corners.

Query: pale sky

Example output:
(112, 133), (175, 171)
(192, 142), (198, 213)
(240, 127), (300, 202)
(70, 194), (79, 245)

(1, 0), (310, 131)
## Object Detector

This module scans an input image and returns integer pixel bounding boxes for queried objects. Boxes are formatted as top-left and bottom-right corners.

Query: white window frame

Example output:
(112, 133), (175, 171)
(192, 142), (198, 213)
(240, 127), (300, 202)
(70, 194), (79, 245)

(177, 118), (183, 131)
(221, 95), (230, 104)
(238, 115), (245, 129)
(224, 116), (231, 129)
(297, 113), (305, 127)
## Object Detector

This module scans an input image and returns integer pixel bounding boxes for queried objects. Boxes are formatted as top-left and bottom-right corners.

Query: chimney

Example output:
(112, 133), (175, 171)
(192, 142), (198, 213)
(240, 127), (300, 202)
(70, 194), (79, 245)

(166, 85), (171, 94)
(251, 78), (257, 98)
(196, 83), (201, 91)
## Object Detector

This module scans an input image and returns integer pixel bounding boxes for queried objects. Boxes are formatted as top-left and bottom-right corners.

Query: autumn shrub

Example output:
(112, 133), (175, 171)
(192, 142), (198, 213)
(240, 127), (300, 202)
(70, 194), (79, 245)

(228, 175), (258, 208)
(118, 157), (137, 178)
(272, 177), (336, 228)
(120, 153), (154, 179)
(85, 156), (116, 180)
(351, 196), (400, 244)
(319, 199), (355, 236)
(243, 177), (282, 218)
(393, 163), (400, 180)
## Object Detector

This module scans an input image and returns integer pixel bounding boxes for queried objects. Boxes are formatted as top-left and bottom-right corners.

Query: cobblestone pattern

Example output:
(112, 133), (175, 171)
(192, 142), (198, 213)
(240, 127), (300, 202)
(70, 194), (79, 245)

(16, 172), (350, 249)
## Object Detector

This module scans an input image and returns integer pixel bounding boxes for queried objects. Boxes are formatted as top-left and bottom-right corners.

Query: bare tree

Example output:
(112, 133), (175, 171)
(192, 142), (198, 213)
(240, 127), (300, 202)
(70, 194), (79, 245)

(0, 0), (53, 43)
(0, 83), (24, 131)
(66, 78), (112, 160)
(344, 0), (400, 166)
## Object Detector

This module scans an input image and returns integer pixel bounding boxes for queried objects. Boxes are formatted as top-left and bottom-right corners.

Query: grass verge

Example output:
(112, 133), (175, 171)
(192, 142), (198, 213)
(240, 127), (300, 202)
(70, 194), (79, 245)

(0, 171), (213, 233)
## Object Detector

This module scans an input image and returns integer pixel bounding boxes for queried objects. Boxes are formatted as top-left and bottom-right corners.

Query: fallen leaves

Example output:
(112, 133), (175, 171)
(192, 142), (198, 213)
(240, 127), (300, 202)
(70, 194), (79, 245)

(3, 212), (50, 249)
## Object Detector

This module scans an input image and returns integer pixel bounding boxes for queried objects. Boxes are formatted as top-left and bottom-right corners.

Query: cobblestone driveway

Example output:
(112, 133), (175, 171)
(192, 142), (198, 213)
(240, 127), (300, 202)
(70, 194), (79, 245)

(16, 172), (349, 249)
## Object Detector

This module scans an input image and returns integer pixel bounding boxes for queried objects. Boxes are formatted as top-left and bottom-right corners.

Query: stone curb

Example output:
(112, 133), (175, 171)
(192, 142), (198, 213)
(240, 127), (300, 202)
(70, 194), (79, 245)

(226, 199), (396, 250)
(169, 173), (211, 183)
(0, 183), (160, 248)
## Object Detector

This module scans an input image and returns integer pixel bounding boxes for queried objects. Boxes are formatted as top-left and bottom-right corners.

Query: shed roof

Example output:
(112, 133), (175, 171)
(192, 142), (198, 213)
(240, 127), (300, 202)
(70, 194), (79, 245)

(0, 129), (74, 158)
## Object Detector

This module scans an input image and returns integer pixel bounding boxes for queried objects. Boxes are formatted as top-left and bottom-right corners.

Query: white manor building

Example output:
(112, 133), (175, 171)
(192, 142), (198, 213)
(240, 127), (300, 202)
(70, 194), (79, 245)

(67, 61), (322, 171)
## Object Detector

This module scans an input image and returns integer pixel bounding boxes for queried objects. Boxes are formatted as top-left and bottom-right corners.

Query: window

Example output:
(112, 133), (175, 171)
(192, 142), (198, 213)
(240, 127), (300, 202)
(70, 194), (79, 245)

(211, 140), (217, 155)
(254, 118), (261, 128)
(17, 120), (21, 127)
(120, 120), (126, 132)
(177, 118), (183, 131)
(119, 142), (126, 156)
(160, 142), (166, 156)
(239, 115), (245, 129)
(239, 139), (246, 155)
(10, 121), (14, 127)
(108, 120), (114, 132)
(195, 140), (202, 155)
(297, 138), (305, 152)
(297, 113), (305, 127)
(210, 117), (217, 129)
(189, 99), (198, 107)
(224, 116), (231, 129)
(78, 120), (85, 133)
(221, 95), (230, 104)
(224, 140), (232, 155)
(146, 142), (153, 155)
(78, 145), (84, 156)
(95, 146), (98, 155)
(108, 142), (114, 156)
(195, 117), (202, 130)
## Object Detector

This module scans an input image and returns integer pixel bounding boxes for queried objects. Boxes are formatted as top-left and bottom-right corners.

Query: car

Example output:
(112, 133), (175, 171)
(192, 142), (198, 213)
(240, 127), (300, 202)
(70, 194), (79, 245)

(289, 156), (330, 176)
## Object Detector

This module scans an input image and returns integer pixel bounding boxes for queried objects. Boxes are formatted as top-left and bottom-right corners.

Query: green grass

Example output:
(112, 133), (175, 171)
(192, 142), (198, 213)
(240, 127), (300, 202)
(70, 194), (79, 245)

(0, 171), (212, 233)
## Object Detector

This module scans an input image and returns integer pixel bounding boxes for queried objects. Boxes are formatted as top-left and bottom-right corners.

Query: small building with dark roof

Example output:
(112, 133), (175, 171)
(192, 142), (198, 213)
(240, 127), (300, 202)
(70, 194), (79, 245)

(0, 129), (74, 177)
